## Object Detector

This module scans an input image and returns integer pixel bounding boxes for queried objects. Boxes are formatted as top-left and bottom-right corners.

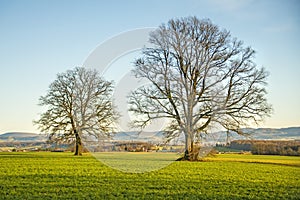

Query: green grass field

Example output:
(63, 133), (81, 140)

(92, 152), (180, 173)
(0, 152), (299, 199)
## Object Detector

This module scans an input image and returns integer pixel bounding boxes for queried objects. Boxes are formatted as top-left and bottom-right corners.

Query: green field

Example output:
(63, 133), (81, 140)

(0, 152), (299, 199)
(92, 152), (180, 173)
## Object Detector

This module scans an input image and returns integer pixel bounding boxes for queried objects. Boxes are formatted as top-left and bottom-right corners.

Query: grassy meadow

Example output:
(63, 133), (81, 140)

(0, 152), (299, 199)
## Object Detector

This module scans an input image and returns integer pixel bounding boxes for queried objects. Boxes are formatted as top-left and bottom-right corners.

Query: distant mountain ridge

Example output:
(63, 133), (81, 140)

(241, 127), (300, 140)
(1, 127), (299, 143)
(0, 132), (47, 142)
(112, 131), (164, 142)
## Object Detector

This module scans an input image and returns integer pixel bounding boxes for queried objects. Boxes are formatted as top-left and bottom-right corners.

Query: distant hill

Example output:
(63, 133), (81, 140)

(0, 132), (47, 142)
(1, 127), (299, 143)
(109, 127), (300, 144)
(231, 127), (300, 140)
(112, 131), (165, 142)
(116, 127), (300, 142)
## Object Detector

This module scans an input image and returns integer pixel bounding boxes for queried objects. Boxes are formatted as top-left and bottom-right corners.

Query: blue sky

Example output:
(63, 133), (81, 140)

(0, 0), (299, 133)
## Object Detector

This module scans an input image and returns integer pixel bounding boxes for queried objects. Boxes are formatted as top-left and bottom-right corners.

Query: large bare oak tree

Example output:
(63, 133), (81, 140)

(35, 67), (118, 155)
(129, 17), (272, 160)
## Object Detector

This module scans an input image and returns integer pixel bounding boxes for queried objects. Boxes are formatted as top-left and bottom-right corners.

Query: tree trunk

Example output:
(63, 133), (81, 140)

(183, 133), (191, 160)
(180, 133), (198, 161)
(74, 131), (82, 156)
(180, 133), (200, 161)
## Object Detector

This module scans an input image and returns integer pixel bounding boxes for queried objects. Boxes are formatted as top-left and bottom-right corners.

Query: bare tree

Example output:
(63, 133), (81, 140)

(35, 67), (118, 155)
(129, 17), (272, 160)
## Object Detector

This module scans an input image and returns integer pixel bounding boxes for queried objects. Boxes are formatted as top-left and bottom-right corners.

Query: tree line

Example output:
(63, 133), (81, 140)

(230, 140), (300, 156)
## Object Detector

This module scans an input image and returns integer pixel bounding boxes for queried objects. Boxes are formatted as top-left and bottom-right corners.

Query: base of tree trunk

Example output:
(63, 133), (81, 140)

(74, 143), (83, 156)
(176, 156), (202, 161)
(176, 148), (201, 161)
(176, 147), (218, 161)
(176, 156), (187, 161)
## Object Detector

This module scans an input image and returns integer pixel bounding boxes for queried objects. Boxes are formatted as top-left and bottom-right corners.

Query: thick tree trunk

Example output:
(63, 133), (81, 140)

(183, 133), (191, 160)
(178, 133), (200, 161)
(178, 133), (199, 161)
(74, 131), (82, 156)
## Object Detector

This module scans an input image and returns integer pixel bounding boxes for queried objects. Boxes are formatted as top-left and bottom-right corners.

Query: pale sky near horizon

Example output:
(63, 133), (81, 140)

(0, 0), (299, 134)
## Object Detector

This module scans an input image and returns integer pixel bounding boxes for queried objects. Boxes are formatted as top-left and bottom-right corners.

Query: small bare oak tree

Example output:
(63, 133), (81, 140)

(35, 67), (118, 155)
(129, 17), (272, 160)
